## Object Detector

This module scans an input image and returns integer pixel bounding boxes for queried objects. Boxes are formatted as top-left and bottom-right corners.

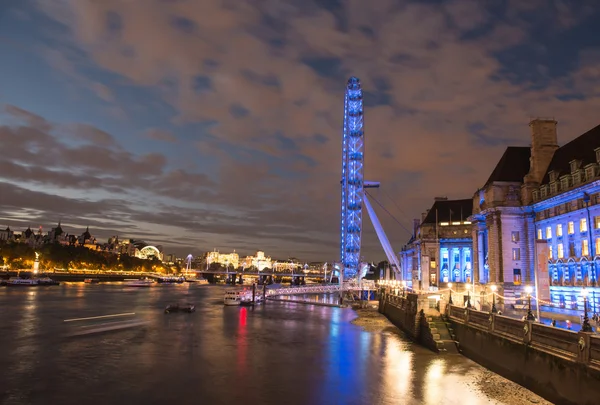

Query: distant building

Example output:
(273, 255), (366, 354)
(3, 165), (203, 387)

(470, 118), (600, 309)
(400, 198), (473, 291)
(206, 250), (240, 269)
(0, 226), (13, 241)
(240, 251), (272, 271)
(272, 260), (300, 272)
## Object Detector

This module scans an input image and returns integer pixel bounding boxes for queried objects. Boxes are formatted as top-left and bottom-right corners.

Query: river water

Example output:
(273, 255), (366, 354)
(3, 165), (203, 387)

(0, 283), (549, 405)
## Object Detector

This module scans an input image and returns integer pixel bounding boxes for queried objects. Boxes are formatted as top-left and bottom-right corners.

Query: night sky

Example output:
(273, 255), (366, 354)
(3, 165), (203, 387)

(1, 0), (600, 261)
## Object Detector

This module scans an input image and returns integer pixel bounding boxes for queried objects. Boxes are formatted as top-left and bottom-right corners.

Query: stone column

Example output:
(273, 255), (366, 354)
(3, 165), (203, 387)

(459, 247), (464, 282)
(478, 230), (485, 283)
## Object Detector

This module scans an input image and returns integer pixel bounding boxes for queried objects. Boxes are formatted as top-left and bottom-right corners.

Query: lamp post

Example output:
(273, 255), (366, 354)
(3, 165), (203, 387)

(466, 284), (472, 308)
(525, 285), (535, 321)
(490, 284), (498, 314)
(582, 288), (593, 332)
(448, 282), (453, 305)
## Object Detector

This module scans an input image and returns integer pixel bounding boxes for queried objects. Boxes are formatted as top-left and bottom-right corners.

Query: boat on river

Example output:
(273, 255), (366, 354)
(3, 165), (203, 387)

(124, 278), (155, 287)
(84, 278), (100, 284)
(164, 303), (196, 313)
(6, 276), (60, 286)
(225, 288), (264, 306)
(224, 289), (245, 306)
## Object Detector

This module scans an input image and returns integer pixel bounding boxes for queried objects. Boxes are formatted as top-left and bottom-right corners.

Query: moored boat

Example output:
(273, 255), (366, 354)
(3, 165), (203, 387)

(124, 278), (155, 287)
(224, 289), (244, 306)
(84, 278), (100, 284)
(164, 303), (195, 313)
(38, 277), (60, 286)
(6, 277), (39, 286)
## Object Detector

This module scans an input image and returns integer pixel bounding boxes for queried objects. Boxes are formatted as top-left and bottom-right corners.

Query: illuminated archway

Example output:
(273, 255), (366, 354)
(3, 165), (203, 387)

(137, 245), (163, 261)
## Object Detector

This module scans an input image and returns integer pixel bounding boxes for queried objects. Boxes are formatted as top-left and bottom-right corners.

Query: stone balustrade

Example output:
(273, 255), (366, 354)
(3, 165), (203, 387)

(447, 304), (600, 405)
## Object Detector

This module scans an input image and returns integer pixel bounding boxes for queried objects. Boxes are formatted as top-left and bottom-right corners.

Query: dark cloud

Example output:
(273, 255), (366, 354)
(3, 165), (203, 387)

(4, 0), (600, 260)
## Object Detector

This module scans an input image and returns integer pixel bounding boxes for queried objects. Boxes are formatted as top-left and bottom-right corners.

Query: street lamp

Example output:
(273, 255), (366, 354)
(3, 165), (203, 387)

(466, 284), (472, 308)
(448, 282), (453, 305)
(490, 284), (498, 314)
(582, 288), (593, 332)
(525, 285), (535, 321)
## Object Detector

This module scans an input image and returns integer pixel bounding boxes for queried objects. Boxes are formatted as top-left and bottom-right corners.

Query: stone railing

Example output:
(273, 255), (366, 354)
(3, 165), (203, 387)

(448, 305), (596, 367)
(589, 336), (600, 368)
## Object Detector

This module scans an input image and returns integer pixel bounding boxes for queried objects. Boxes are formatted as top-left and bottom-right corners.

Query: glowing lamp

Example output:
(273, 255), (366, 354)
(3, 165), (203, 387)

(447, 282), (452, 289)
(582, 288), (588, 298)
(490, 284), (497, 292)
(525, 285), (533, 295)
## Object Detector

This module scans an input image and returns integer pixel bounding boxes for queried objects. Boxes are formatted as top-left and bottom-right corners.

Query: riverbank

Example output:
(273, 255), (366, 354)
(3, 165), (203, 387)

(352, 307), (554, 405)
(474, 369), (553, 405)
(350, 307), (397, 332)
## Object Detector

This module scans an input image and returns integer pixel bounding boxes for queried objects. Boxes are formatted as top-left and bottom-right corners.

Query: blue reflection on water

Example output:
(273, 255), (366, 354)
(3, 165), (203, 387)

(323, 308), (368, 404)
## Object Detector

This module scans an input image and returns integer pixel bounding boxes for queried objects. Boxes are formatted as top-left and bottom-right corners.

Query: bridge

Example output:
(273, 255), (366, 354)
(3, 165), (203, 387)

(266, 283), (370, 296)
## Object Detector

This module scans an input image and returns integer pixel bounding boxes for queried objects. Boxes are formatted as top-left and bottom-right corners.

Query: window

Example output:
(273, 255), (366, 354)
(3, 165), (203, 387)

(556, 224), (563, 237)
(557, 243), (564, 259)
(595, 216), (600, 229)
(596, 238), (600, 256)
(511, 231), (520, 242)
(580, 218), (588, 232)
(537, 229), (543, 240)
(546, 226), (552, 239)
(512, 248), (520, 261)
(585, 166), (594, 181)
(568, 221), (575, 234)
(513, 269), (522, 285)
(582, 239), (589, 256)
(548, 246), (553, 260)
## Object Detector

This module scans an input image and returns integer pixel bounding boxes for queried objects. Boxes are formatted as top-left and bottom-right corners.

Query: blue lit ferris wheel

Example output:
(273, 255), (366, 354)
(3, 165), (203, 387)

(340, 77), (365, 279)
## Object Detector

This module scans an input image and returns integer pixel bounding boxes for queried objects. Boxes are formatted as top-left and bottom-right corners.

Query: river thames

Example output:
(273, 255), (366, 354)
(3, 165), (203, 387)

(0, 283), (551, 405)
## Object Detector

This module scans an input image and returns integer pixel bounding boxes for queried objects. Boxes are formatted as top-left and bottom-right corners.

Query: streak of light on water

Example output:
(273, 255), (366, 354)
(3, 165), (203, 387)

(64, 312), (136, 323)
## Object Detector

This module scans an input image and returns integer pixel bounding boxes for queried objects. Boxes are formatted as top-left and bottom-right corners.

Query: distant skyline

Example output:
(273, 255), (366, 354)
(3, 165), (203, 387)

(2, 1), (600, 261)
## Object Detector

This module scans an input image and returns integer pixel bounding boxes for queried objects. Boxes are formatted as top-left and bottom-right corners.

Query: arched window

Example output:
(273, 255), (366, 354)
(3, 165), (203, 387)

(581, 258), (589, 286)
(567, 260), (576, 285)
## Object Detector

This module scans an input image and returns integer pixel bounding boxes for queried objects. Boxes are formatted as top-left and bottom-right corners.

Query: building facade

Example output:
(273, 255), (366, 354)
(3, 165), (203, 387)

(470, 118), (600, 310)
(205, 250), (240, 269)
(240, 251), (272, 271)
(400, 198), (473, 291)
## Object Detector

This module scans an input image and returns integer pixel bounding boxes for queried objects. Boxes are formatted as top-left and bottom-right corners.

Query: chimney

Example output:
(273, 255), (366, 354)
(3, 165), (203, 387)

(524, 118), (559, 184)
(413, 219), (420, 236)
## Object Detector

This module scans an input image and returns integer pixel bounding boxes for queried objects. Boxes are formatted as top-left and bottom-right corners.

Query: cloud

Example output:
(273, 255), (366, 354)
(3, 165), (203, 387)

(4, 0), (600, 259)
(144, 128), (178, 143)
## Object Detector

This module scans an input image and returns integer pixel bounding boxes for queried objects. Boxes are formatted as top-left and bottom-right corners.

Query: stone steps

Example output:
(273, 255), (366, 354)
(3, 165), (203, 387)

(427, 316), (460, 354)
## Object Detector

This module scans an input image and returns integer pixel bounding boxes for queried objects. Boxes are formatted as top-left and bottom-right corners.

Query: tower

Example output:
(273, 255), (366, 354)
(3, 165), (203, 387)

(340, 77), (365, 278)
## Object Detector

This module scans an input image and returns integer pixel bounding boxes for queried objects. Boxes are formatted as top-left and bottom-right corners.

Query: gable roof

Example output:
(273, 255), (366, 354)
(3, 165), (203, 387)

(541, 123), (600, 184)
(485, 146), (531, 186)
(422, 199), (473, 224)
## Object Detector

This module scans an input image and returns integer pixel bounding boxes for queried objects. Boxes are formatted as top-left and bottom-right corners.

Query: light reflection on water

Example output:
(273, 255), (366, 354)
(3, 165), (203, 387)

(0, 285), (518, 405)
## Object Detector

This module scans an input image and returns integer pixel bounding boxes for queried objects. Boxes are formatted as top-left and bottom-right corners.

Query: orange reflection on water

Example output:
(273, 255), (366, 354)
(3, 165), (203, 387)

(383, 338), (413, 401)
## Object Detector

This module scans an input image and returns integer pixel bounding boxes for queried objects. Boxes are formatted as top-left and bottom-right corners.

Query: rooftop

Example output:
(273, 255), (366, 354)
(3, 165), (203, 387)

(422, 199), (473, 224)
(541, 123), (600, 184)
(485, 146), (531, 186)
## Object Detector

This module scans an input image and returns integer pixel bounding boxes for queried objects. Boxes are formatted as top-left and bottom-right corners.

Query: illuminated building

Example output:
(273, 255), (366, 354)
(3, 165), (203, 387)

(240, 251), (272, 271)
(272, 260), (300, 272)
(205, 250), (240, 269)
(470, 119), (600, 309)
(400, 198), (473, 291)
